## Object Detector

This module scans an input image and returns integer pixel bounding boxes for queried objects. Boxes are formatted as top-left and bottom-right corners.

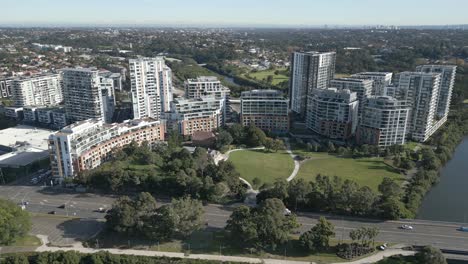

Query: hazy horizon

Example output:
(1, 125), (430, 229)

(1, 0), (467, 27)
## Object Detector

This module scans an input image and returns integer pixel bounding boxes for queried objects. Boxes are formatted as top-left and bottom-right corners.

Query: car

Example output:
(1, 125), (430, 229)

(98, 207), (106, 213)
(58, 204), (66, 209)
(48, 211), (56, 214)
(459, 226), (468, 232)
(284, 208), (292, 216)
(400, 224), (414, 230)
(378, 243), (388, 250)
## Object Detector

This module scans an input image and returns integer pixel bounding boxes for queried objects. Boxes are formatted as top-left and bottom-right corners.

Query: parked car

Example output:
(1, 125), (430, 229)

(459, 226), (468, 232)
(48, 211), (56, 215)
(284, 208), (292, 216)
(378, 243), (388, 250)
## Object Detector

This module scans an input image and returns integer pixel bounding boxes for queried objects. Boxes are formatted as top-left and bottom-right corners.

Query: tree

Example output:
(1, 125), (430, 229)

(227, 124), (245, 144)
(416, 246), (447, 264)
(0, 199), (31, 245)
(167, 130), (183, 149)
(378, 177), (403, 199)
(105, 196), (138, 235)
(299, 217), (335, 252)
(272, 139), (285, 152)
(225, 205), (259, 247)
(245, 125), (266, 147)
(4, 255), (29, 264)
(169, 197), (204, 237)
(144, 205), (176, 241)
(327, 141), (336, 153)
(216, 130), (233, 149)
(263, 137), (275, 152)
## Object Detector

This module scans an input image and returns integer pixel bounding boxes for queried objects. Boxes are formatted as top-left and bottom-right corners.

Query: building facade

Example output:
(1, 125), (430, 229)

(289, 51), (336, 117)
(129, 57), (173, 120)
(306, 88), (359, 140)
(330, 78), (373, 117)
(416, 65), (457, 121)
(0, 78), (13, 98)
(48, 118), (165, 180)
(10, 74), (62, 107)
(185, 76), (230, 100)
(62, 68), (106, 123)
(240, 89), (289, 134)
(351, 72), (393, 96)
(171, 96), (224, 136)
(396, 72), (442, 142)
(357, 96), (409, 147)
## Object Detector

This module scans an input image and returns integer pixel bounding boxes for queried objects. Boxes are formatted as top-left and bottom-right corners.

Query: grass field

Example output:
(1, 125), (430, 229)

(245, 68), (289, 86)
(296, 152), (403, 191)
(228, 149), (294, 185)
(10, 235), (42, 247)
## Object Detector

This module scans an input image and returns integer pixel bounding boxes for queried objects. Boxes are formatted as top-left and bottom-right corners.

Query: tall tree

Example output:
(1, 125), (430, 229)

(169, 197), (204, 237)
(0, 199), (31, 245)
(299, 216), (335, 252)
(416, 246), (447, 264)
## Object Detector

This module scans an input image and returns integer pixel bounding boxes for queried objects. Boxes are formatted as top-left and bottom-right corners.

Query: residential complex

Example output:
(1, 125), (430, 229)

(129, 57), (173, 120)
(170, 96), (225, 136)
(0, 78), (12, 98)
(357, 96), (409, 147)
(62, 68), (107, 123)
(396, 71), (442, 142)
(185, 76), (230, 100)
(330, 78), (373, 117)
(10, 74), (63, 107)
(289, 51), (336, 117)
(416, 65), (457, 120)
(48, 118), (165, 180)
(306, 88), (359, 140)
(351, 72), (393, 96)
(240, 89), (289, 134)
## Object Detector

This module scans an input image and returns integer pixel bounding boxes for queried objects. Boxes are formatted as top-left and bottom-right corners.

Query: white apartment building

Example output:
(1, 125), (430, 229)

(290, 51), (336, 117)
(306, 88), (359, 140)
(129, 57), (173, 120)
(240, 90), (289, 134)
(330, 78), (373, 117)
(10, 74), (63, 107)
(0, 78), (13, 98)
(185, 76), (230, 100)
(48, 118), (165, 180)
(171, 96), (225, 136)
(396, 72), (442, 142)
(416, 65), (457, 121)
(351, 72), (393, 96)
(99, 73), (116, 124)
(62, 68), (106, 123)
(357, 96), (409, 147)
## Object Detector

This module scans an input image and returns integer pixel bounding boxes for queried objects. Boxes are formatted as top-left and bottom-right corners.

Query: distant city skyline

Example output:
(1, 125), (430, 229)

(1, 0), (467, 27)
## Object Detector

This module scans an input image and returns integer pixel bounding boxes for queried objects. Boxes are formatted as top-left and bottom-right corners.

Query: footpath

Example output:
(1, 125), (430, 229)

(34, 235), (415, 264)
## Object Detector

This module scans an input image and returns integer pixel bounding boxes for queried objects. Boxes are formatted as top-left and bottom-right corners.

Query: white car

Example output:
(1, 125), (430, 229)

(400, 224), (413, 230)
(284, 208), (292, 216)
(378, 243), (388, 250)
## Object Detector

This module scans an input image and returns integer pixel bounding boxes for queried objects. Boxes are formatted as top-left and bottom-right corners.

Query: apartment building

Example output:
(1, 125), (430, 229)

(330, 78), (373, 117)
(48, 118), (165, 180)
(396, 72), (442, 142)
(0, 78), (13, 98)
(129, 57), (173, 120)
(416, 65), (457, 121)
(357, 96), (409, 147)
(99, 73), (116, 123)
(171, 96), (224, 136)
(306, 88), (359, 140)
(289, 51), (336, 117)
(62, 68), (105, 123)
(351, 72), (393, 96)
(10, 74), (62, 107)
(185, 76), (230, 100)
(240, 89), (289, 134)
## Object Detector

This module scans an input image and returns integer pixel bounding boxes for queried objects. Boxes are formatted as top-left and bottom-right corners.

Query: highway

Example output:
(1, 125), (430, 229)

(1, 184), (468, 252)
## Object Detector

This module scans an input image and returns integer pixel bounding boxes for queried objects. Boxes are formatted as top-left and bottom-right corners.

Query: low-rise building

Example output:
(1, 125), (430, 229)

(240, 89), (289, 134)
(48, 118), (165, 180)
(4, 106), (24, 120)
(171, 96), (225, 136)
(306, 88), (359, 140)
(357, 96), (409, 147)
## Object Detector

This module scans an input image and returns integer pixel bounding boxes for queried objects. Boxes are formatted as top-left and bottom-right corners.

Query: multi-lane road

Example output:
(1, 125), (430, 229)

(1, 184), (468, 253)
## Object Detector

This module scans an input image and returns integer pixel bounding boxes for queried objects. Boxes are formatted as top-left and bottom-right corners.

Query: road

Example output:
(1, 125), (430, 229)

(1, 184), (468, 252)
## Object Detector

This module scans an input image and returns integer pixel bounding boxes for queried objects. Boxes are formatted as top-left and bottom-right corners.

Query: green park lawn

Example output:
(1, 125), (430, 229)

(10, 235), (42, 247)
(245, 68), (289, 85)
(296, 152), (403, 192)
(228, 149), (294, 185)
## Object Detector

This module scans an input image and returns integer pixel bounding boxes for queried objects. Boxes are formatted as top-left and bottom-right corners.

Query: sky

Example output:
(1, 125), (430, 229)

(0, 0), (467, 27)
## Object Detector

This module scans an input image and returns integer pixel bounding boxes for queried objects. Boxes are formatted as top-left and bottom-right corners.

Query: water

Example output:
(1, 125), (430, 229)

(417, 137), (468, 223)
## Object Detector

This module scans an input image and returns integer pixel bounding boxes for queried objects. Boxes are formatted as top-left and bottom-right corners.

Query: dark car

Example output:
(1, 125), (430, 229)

(58, 204), (66, 209)
(48, 211), (57, 215)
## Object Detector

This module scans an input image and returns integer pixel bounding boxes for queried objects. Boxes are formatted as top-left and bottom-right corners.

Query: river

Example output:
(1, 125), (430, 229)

(417, 137), (468, 223)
